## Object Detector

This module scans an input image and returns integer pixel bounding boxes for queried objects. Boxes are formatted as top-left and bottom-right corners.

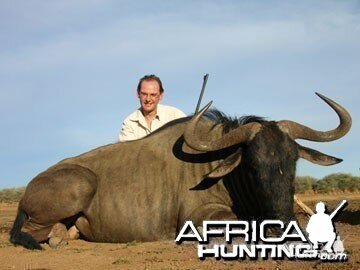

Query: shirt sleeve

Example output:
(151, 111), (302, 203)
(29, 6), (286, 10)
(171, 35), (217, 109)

(119, 119), (136, 142)
(173, 107), (186, 118)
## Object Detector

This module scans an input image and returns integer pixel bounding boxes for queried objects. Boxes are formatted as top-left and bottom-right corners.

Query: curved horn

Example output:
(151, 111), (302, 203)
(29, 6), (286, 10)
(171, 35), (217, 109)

(184, 101), (261, 152)
(277, 92), (352, 142)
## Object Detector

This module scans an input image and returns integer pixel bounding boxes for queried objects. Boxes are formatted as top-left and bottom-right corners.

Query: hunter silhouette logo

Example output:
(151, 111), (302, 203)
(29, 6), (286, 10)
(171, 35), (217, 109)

(306, 200), (347, 253)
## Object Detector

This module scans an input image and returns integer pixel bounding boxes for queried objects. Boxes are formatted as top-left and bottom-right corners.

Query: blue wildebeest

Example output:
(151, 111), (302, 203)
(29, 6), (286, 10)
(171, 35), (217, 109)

(10, 93), (351, 249)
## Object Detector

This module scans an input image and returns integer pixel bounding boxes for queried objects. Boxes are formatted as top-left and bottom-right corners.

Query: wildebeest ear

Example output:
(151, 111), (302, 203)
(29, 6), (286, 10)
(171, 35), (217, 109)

(205, 148), (242, 178)
(298, 145), (343, 166)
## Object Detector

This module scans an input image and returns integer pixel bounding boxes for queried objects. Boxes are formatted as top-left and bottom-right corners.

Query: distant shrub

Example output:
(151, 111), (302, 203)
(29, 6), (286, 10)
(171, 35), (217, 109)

(317, 173), (360, 193)
(0, 187), (25, 203)
(1, 173), (359, 201)
(295, 176), (318, 193)
(295, 173), (359, 194)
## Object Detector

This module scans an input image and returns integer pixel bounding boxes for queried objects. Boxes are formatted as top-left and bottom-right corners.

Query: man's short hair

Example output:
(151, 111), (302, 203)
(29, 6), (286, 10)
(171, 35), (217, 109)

(137, 74), (164, 93)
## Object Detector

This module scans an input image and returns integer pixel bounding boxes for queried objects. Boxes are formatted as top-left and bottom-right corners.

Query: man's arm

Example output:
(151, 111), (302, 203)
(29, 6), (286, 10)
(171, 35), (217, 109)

(119, 120), (137, 142)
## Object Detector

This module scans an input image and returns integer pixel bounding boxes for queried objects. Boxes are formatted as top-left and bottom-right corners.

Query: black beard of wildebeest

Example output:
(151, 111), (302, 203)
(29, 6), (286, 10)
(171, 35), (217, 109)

(227, 122), (298, 222)
(9, 93), (351, 250)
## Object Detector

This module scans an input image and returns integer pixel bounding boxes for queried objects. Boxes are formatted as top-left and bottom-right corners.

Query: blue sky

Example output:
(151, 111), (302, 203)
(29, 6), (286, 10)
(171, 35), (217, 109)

(0, 0), (359, 188)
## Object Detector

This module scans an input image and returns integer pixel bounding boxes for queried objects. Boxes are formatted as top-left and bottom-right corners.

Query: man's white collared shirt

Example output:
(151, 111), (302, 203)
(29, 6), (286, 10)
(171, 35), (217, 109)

(119, 104), (186, 142)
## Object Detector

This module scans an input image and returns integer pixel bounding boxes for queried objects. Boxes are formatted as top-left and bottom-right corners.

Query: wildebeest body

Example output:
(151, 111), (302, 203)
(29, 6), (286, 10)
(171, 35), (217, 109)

(21, 120), (234, 243)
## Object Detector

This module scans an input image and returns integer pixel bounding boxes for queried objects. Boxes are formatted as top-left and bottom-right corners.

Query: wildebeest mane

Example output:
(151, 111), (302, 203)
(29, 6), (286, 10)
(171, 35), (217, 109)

(148, 109), (266, 137)
(202, 109), (266, 134)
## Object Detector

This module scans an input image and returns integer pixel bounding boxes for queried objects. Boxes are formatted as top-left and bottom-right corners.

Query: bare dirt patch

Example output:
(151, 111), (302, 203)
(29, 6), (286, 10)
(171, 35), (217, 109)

(0, 193), (359, 270)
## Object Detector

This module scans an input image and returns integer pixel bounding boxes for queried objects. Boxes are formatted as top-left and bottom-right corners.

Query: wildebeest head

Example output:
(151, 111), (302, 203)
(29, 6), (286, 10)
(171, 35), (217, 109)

(183, 93), (351, 221)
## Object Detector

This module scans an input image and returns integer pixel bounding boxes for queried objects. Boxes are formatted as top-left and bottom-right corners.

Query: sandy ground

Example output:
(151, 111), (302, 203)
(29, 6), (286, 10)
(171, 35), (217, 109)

(0, 193), (359, 270)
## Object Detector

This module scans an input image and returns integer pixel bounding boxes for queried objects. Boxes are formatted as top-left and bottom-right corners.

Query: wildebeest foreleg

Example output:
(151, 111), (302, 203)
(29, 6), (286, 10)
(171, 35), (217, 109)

(184, 204), (237, 245)
(74, 216), (95, 241)
(183, 203), (237, 226)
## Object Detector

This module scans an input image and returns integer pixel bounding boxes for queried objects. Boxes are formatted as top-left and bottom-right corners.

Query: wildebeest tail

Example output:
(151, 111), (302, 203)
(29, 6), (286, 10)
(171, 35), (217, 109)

(9, 206), (42, 250)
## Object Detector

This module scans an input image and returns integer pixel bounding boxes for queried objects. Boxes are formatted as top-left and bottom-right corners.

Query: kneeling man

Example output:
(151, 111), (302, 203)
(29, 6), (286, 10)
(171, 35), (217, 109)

(119, 74), (185, 141)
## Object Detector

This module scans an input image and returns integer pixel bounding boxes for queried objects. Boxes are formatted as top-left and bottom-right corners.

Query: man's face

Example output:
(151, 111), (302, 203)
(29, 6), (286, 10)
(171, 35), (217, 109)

(137, 80), (163, 114)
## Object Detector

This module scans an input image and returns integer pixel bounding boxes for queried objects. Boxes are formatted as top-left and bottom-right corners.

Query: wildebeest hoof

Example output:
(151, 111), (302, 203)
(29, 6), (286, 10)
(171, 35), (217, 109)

(48, 223), (69, 239)
(49, 237), (68, 249)
(68, 225), (80, 240)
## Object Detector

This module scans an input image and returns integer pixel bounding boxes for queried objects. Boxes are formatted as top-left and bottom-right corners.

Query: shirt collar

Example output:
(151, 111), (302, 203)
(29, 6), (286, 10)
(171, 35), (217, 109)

(129, 105), (162, 122)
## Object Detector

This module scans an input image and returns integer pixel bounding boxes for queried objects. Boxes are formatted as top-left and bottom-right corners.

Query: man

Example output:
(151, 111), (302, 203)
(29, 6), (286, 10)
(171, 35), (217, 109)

(119, 75), (186, 141)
